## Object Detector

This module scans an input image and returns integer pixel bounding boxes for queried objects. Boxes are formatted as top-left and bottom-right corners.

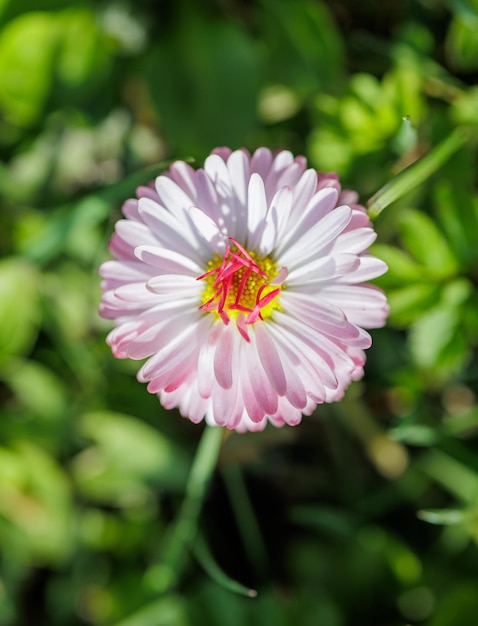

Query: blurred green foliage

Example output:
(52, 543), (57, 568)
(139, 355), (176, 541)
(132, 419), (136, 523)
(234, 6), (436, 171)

(1, 0), (478, 625)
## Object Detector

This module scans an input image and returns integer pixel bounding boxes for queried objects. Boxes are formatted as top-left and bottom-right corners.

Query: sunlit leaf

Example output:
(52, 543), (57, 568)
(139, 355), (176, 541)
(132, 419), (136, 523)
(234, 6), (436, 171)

(435, 178), (478, 268)
(57, 8), (111, 87)
(446, 13), (478, 71)
(398, 208), (459, 279)
(408, 279), (472, 375)
(386, 283), (441, 326)
(0, 12), (58, 124)
(371, 243), (426, 288)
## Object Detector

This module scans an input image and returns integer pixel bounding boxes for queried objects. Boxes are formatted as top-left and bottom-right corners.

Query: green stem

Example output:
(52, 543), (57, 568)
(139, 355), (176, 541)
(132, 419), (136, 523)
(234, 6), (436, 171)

(367, 127), (471, 220)
(146, 425), (225, 593)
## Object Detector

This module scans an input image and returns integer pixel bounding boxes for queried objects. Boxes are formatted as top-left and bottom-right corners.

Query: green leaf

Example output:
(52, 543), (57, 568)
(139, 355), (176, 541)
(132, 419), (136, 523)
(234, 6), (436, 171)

(0, 358), (68, 421)
(398, 208), (459, 278)
(0, 442), (74, 563)
(371, 243), (426, 288)
(307, 126), (354, 174)
(56, 8), (110, 87)
(72, 411), (190, 504)
(0, 258), (40, 360)
(451, 85), (478, 126)
(408, 279), (472, 375)
(0, 12), (58, 125)
(386, 283), (441, 326)
(446, 13), (478, 71)
(435, 178), (478, 268)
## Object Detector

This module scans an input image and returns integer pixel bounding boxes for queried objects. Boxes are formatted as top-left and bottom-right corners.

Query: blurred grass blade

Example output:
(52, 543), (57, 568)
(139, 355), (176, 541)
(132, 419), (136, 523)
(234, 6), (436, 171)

(367, 127), (471, 219)
(192, 533), (257, 598)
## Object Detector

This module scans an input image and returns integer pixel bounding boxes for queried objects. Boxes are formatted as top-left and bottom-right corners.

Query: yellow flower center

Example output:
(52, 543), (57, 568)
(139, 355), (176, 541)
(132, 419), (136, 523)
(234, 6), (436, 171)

(197, 238), (284, 331)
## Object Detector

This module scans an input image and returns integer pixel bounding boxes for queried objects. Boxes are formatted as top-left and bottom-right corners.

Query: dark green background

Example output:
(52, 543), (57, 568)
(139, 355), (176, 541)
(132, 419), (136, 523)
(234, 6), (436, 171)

(1, 1), (478, 624)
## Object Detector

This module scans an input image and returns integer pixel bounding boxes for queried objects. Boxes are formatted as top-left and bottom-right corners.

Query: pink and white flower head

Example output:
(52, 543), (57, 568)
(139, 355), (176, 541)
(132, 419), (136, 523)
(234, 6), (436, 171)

(99, 147), (389, 432)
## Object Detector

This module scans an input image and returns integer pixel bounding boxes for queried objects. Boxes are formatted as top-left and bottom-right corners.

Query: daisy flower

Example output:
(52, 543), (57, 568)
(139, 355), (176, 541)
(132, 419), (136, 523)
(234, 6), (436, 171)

(99, 147), (389, 432)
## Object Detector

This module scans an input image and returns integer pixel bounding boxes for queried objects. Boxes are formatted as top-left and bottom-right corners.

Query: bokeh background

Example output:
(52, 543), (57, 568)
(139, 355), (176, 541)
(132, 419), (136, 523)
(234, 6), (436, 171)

(2, 0), (478, 624)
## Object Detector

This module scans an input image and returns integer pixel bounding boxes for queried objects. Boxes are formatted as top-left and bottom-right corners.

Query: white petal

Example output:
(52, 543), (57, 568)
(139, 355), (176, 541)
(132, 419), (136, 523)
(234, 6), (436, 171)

(275, 187), (338, 256)
(250, 147), (273, 178)
(241, 364), (265, 423)
(139, 316), (207, 380)
(204, 153), (233, 200)
(260, 186), (292, 255)
(135, 245), (202, 275)
(189, 206), (226, 250)
(99, 260), (156, 282)
(286, 255), (336, 284)
(204, 153), (237, 235)
(196, 323), (222, 398)
(115, 219), (159, 249)
(130, 313), (193, 362)
(246, 336), (278, 415)
(122, 198), (141, 221)
(335, 255), (388, 283)
(281, 291), (370, 346)
(168, 161), (198, 200)
(195, 169), (222, 225)
(292, 169), (318, 213)
(279, 205), (352, 269)
(138, 197), (203, 262)
(114, 282), (160, 303)
(146, 274), (201, 297)
(155, 175), (195, 212)
(214, 325), (235, 389)
(212, 383), (237, 426)
(270, 312), (339, 389)
(227, 150), (250, 243)
(247, 173), (268, 250)
(321, 284), (389, 328)
(254, 323), (287, 395)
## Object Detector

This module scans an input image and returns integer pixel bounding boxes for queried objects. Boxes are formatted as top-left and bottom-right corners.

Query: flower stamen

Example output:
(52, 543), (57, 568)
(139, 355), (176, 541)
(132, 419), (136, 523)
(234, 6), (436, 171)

(198, 237), (285, 330)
